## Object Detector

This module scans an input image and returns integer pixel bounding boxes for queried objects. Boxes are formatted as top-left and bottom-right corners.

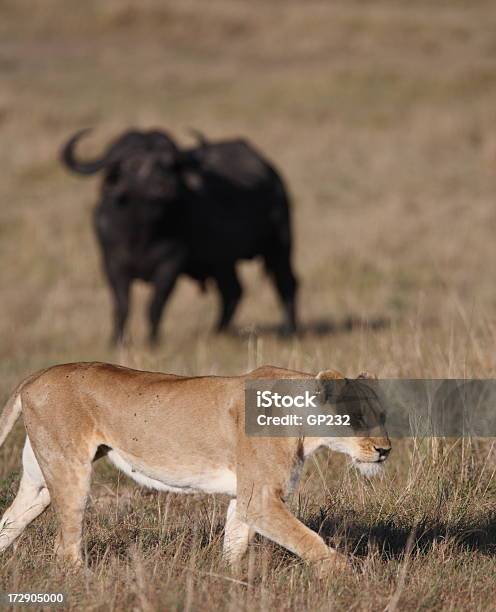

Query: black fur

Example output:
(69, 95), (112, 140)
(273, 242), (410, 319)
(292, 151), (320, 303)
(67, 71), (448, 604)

(61, 129), (298, 344)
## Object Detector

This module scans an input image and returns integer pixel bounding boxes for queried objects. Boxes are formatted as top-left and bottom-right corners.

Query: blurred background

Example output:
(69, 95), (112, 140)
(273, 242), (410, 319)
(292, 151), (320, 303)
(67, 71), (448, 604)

(2, 0), (496, 383)
(1, 2), (496, 608)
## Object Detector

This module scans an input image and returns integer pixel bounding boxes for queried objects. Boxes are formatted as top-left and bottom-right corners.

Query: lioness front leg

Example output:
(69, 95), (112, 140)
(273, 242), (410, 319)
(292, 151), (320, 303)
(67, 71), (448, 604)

(239, 486), (347, 571)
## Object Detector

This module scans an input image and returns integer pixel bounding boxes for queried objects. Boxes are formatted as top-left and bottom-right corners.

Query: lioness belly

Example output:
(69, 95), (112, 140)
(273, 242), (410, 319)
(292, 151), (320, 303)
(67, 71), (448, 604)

(107, 449), (237, 496)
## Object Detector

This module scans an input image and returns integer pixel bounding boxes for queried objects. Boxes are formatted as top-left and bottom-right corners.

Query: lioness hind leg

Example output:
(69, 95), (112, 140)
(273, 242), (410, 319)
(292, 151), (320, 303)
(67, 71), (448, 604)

(0, 438), (50, 552)
(223, 499), (254, 566)
(45, 460), (93, 568)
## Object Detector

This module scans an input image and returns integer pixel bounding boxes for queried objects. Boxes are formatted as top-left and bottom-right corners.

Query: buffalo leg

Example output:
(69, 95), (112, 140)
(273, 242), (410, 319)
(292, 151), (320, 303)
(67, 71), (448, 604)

(148, 255), (185, 345)
(103, 260), (130, 345)
(214, 266), (242, 331)
(265, 252), (298, 335)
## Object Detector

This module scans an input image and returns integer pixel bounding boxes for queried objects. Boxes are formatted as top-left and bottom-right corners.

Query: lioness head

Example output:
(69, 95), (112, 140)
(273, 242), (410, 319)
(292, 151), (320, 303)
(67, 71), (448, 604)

(316, 370), (391, 476)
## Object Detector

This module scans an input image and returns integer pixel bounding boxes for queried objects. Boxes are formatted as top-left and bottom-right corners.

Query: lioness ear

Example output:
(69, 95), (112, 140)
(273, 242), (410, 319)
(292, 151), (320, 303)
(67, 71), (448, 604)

(356, 371), (378, 380)
(316, 369), (343, 403)
(316, 369), (344, 380)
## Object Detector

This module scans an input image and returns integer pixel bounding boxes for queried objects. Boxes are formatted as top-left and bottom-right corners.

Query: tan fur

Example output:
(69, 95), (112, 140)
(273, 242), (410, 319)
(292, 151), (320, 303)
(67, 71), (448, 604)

(0, 363), (390, 571)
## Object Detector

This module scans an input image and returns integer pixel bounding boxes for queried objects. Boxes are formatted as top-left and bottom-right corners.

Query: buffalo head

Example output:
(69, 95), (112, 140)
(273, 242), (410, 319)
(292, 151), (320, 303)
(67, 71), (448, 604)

(62, 129), (184, 202)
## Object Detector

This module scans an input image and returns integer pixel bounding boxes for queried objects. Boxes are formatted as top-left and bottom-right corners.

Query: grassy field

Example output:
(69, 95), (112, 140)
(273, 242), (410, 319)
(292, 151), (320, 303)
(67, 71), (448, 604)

(1, 0), (496, 609)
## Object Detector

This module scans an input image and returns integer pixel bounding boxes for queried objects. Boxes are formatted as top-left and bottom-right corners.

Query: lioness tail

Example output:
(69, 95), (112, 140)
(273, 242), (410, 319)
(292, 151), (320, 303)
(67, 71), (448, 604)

(0, 371), (46, 448)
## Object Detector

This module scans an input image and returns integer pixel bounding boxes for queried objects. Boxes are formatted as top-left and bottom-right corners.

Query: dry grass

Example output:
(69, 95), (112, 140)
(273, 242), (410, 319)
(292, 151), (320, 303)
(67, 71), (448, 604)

(1, 1), (496, 609)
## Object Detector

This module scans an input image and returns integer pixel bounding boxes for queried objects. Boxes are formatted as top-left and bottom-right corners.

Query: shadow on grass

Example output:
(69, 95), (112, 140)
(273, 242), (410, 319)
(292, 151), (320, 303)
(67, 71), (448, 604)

(309, 511), (496, 559)
(231, 316), (391, 339)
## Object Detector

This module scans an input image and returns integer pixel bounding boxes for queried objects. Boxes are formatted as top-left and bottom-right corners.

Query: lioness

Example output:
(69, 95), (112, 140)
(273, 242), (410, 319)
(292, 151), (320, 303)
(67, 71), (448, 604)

(0, 363), (390, 569)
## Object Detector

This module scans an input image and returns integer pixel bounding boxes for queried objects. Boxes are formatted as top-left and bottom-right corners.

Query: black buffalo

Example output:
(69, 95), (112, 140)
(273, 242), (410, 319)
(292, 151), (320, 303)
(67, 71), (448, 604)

(61, 128), (298, 344)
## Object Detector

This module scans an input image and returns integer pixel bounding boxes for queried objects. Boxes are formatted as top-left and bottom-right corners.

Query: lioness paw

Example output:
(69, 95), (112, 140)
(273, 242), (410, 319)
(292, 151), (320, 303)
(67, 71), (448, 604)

(313, 551), (350, 577)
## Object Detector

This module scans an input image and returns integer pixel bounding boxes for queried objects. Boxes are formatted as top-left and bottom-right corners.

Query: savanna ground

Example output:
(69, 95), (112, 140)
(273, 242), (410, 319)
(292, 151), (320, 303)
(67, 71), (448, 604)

(1, 1), (496, 609)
